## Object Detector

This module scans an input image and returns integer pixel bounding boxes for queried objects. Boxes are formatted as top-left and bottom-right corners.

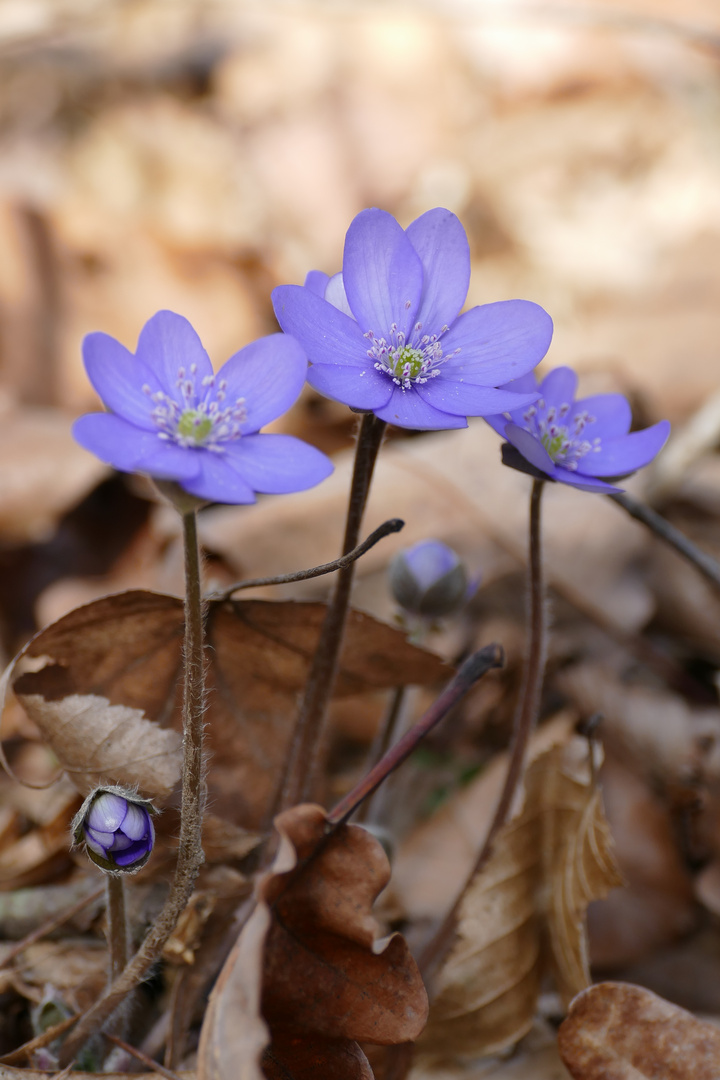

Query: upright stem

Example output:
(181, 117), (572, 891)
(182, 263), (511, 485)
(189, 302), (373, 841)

(59, 509), (207, 1064)
(420, 480), (547, 985)
(105, 877), (129, 983)
(276, 412), (387, 812)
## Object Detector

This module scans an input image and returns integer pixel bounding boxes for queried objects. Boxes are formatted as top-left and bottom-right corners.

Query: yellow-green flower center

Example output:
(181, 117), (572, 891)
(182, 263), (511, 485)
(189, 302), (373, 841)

(541, 431), (567, 460)
(177, 410), (213, 444)
(391, 346), (425, 381)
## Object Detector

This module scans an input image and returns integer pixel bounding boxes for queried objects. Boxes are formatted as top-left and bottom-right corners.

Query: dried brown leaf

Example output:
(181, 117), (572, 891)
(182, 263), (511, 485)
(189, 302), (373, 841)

(198, 804), (428, 1080)
(6, 590), (449, 821)
(418, 735), (622, 1062)
(558, 982), (720, 1079)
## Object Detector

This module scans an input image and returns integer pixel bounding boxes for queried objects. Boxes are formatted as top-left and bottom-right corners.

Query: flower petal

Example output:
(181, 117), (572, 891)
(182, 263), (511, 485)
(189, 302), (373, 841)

(417, 379), (539, 418)
(120, 802), (149, 841)
(82, 333), (159, 430)
(577, 420), (670, 478)
(572, 394), (632, 440)
(304, 270), (329, 296)
(87, 792), (128, 832)
(538, 367), (578, 408)
(325, 272), (354, 317)
(223, 434), (333, 494)
(504, 422), (555, 474)
(374, 386), (468, 430)
(273, 285), (368, 367)
(114, 840), (151, 867)
(180, 450), (257, 504)
(553, 465), (622, 493)
(441, 300), (553, 385)
(342, 208), (423, 338)
(406, 208), (470, 331)
(73, 414), (200, 480)
(84, 830), (112, 856)
(217, 333), (308, 433)
(306, 362), (393, 410)
(135, 310), (214, 393)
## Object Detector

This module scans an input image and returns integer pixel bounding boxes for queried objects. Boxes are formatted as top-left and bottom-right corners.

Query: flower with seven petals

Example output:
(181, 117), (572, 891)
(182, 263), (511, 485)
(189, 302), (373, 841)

(485, 366), (670, 492)
(73, 311), (333, 504)
(272, 207), (553, 430)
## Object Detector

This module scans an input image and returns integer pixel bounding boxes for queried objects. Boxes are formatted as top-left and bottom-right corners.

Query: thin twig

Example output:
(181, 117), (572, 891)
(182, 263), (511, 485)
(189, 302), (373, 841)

(327, 645), (504, 827)
(275, 412), (387, 813)
(0, 1014), (79, 1065)
(207, 518), (404, 601)
(0, 884), (104, 972)
(59, 510), (208, 1065)
(104, 1034), (185, 1080)
(609, 489), (720, 593)
(355, 685), (407, 825)
(419, 480), (547, 986)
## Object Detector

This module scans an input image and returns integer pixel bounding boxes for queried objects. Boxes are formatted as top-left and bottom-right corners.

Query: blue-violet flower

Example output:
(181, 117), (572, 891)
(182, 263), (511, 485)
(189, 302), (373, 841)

(73, 788), (155, 873)
(272, 208), (553, 430)
(73, 310), (333, 504)
(485, 366), (670, 492)
(389, 539), (475, 618)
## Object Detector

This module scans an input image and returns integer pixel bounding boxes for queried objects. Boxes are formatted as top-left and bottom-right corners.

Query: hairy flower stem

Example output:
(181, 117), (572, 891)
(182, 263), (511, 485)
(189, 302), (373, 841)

(419, 479), (547, 987)
(609, 489), (720, 593)
(106, 877), (129, 982)
(59, 510), (207, 1065)
(275, 412), (387, 814)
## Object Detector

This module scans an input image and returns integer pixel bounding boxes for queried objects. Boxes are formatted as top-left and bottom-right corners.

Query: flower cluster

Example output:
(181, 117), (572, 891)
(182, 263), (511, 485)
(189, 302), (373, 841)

(72, 788), (155, 874)
(73, 311), (333, 505)
(485, 367), (670, 492)
(272, 208), (553, 430)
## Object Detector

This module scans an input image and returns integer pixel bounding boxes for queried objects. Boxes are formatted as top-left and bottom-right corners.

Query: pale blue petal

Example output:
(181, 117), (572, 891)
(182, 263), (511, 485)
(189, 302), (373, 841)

(87, 792), (127, 832)
(223, 434), (333, 494)
(573, 394), (632, 440)
(304, 270), (329, 296)
(406, 208), (470, 331)
(83, 333), (159, 430)
(553, 465), (622, 493)
(181, 450), (257, 504)
(217, 333), (307, 433)
(135, 310), (214, 394)
(504, 422), (554, 474)
(417, 379), (539, 418)
(73, 414), (200, 480)
(441, 301), (553, 385)
(306, 362), (392, 410)
(325, 273), (354, 317)
(538, 367), (578, 408)
(374, 386), (468, 430)
(120, 803), (148, 841)
(578, 420), (670, 478)
(342, 209), (423, 339)
(273, 285), (367, 367)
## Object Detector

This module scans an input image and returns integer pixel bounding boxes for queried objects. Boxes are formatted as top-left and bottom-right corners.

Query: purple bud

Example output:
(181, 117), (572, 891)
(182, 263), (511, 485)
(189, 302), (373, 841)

(389, 539), (474, 618)
(72, 787), (156, 874)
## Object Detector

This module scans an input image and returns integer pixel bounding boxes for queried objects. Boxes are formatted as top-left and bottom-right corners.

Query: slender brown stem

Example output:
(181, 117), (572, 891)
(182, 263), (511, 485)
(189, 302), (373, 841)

(59, 510), (207, 1065)
(276, 412), (387, 812)
(106, 876), (129, 983)
(609, 489), (720, 593)
(327, 645), (504, 827)
(104, 1033), (185, 1080)
(355, 685), (407, 825)
(419, 479), (547, 986)
(208, 518), (404, 601)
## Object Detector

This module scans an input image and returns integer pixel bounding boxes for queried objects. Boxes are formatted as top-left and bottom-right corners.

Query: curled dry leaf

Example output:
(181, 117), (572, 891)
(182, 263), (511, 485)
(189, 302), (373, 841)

(417, 734), (623, 1063)
(558, 981), (720, 1079)
(4, 590), (450, 820)
(198, 804), (428, 1080)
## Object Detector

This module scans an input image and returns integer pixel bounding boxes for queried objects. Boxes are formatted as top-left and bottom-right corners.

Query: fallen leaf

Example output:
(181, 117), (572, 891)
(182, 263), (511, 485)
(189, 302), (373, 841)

(198, 803), (428, 1080)
(5, 590), (450, 823)
(417, 733), (622, 1063)
(558, 982), (720, 1079)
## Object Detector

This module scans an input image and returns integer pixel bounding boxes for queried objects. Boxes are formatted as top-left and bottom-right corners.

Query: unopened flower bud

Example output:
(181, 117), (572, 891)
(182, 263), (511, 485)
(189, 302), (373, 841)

(389, 539), (472, 618)
(72, 787), (155, 874)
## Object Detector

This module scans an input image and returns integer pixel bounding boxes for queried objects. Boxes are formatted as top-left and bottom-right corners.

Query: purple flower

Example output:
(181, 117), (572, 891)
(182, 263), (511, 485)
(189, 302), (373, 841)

(72, 310), (333, 504)
(485, 366), (670, 492)
(272, 208), (553, 430)
(389, 539), (475, 618)
(73, 789), (155, 873)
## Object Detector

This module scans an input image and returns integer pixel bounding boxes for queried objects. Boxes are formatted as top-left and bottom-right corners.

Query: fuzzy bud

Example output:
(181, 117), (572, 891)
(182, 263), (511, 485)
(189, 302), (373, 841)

(389, 539), (472, 619)
(72, 787), (155, 874)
